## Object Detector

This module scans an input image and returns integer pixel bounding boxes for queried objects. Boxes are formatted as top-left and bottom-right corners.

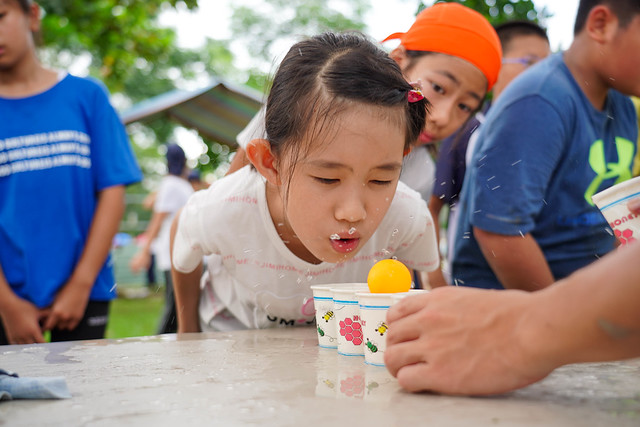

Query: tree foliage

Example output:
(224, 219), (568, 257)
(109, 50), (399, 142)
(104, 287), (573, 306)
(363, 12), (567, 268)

(419, 0), (551, 26)
(38, 0), (198, 95)
(230, 0), (370, 76)
(37, 1), (242, 183)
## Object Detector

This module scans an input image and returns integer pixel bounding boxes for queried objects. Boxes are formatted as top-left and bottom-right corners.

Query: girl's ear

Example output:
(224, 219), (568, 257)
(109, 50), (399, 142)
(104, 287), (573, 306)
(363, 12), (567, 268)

(389, 45), (410, 69)
(246, 139), (281, 185)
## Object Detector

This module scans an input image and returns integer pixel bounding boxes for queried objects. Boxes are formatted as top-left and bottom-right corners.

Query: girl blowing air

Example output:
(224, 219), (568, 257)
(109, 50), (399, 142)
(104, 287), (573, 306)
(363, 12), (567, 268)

(171, 32), (439, 332)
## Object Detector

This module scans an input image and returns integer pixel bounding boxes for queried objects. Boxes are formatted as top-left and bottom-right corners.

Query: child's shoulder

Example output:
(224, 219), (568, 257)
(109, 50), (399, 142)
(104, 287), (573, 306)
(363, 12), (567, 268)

(59, 74), (112, 100)
(390, 181), (427, 213)
(188, 166), (262, 210)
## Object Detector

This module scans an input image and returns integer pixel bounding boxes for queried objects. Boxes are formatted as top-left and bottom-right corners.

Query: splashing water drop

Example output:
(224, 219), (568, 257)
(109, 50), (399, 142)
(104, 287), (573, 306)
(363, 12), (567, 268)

(330, 233), (340, 240)
(392, 229), (399, 236)
(348, 227), (356, 235)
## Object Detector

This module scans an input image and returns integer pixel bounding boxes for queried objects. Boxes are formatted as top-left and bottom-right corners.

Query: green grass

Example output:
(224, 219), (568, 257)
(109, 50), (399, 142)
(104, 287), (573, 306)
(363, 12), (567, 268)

(105, 293), (164, 339)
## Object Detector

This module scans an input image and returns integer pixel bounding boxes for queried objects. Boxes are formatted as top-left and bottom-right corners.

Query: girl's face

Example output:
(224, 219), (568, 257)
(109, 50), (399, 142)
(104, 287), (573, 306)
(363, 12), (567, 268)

(274, 106), (405, 264)
(401, 52), (487, 144)
(0, 0), (37, 72)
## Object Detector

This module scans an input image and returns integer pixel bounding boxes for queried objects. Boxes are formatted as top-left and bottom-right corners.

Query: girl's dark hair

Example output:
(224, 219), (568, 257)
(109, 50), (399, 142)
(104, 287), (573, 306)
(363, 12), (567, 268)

(265, 32), (428, 177)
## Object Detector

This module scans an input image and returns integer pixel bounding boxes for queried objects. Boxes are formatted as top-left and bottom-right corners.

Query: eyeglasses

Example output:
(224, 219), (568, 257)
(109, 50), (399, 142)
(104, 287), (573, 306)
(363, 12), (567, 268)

(501, 55), (542, 67)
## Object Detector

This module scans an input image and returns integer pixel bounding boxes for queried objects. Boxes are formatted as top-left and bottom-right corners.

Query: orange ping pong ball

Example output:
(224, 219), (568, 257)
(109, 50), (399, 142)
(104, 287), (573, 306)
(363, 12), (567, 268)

(367, 259), (412, 293)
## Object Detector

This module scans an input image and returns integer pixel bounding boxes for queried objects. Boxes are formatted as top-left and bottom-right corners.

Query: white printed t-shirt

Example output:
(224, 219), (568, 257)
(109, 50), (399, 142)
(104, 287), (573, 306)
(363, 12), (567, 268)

(172, 166), (439, 330)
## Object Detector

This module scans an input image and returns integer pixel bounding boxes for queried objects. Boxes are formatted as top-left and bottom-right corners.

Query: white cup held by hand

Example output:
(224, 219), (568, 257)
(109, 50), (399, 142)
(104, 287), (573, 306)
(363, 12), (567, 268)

(592, 176), (640, 247)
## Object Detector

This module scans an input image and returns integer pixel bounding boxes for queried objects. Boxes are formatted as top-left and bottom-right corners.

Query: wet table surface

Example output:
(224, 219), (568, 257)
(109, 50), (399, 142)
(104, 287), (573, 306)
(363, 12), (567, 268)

(1, 327), (639, 426)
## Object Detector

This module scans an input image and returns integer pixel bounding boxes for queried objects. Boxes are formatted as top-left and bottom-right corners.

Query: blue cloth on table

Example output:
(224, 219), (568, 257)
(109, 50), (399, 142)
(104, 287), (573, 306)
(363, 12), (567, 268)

(0, 369), (70, 400)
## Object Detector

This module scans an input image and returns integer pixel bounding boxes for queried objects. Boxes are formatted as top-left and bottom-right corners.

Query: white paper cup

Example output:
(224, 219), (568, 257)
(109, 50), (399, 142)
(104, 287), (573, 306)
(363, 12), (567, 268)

(310, 285), (339, 349)
(332, 285), (368, 357)
(592, 176), (640, 247)
(356, 292), (395, 366)
(391, 289), (429, 305)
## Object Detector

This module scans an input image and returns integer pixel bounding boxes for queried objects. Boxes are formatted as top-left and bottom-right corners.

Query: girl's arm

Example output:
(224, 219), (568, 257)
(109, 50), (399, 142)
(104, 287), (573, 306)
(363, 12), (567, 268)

(43, 185), (125, 332)
(425, 195), (448, 288)
(170, 209), (203, 333)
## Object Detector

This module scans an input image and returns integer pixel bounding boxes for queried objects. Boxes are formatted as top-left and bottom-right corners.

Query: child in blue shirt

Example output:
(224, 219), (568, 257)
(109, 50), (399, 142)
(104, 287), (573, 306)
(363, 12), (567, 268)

(451, 0), (638, 290)
(0, 0), (142, 344)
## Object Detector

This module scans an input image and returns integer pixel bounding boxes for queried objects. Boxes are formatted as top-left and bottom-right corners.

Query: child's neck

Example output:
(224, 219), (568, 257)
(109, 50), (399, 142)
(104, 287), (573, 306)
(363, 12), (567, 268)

(563, 40), (610, 111)
(0, 56), (58, 98)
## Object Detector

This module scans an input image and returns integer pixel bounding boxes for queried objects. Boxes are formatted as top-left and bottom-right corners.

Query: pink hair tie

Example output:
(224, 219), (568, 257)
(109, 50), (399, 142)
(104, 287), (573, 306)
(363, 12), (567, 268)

(408, 88), (424, 103)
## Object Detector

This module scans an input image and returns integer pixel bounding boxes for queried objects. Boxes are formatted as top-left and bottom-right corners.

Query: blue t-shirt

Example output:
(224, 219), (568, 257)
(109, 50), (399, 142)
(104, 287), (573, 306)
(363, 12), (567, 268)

(452, 53), (637, 289)
(0, 74), (142, 307)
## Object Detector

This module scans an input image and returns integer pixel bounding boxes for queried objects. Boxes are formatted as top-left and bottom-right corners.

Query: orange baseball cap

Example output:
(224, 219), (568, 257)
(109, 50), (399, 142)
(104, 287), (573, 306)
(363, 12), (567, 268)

(383, 2), (502, 90)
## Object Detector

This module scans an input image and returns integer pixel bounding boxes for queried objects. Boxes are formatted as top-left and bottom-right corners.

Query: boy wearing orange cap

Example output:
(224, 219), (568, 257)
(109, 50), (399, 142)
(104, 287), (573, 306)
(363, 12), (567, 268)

(451, 0), (639, 291)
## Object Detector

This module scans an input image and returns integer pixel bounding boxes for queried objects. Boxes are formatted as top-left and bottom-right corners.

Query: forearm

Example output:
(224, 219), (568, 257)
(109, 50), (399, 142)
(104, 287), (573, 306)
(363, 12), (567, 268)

(427, 195), (444, 243)
(172, 265), (203, 332)
(426, 269), (448, 288)
(69, 185), (126, 289)
(169, 210), (202, 332)
(527, 243), (640, 367)
(474, 227), (554, 291)
(140, 211), (169, 253)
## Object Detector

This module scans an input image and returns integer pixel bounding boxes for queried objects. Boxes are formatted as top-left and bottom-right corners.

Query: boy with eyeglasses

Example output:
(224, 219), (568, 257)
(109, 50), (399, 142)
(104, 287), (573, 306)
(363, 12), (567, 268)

(451, 0), (639, 291)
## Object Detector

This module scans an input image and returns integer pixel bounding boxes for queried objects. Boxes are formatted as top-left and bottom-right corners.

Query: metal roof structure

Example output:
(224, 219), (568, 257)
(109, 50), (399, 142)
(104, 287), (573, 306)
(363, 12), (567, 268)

(120, 78), (264, 148)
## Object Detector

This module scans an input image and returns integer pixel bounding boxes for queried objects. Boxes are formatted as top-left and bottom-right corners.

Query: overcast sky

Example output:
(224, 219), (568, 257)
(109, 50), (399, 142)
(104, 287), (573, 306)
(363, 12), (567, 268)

(163, 0), (580, 53)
